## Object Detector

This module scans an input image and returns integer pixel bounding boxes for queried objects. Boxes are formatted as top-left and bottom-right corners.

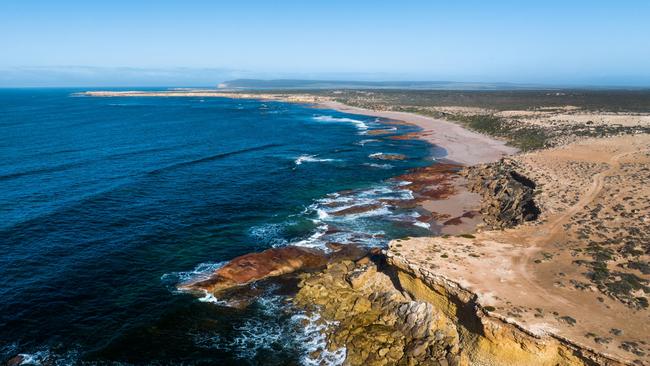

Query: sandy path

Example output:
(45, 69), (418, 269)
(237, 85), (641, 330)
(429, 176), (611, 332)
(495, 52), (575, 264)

(393, 136), (650, 363)
(318, 101), (518, 166)
(516, 147), (650, 306)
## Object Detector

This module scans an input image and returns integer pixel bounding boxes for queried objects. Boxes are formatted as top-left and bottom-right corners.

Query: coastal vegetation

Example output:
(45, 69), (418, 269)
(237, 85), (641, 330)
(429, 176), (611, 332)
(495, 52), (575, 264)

(75, 88), (650, 365)
(243, 88), (650, 151)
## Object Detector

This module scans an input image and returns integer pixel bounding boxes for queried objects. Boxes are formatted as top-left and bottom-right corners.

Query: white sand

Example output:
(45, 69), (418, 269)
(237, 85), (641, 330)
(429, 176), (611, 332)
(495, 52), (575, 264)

(319, 101), (518, 165)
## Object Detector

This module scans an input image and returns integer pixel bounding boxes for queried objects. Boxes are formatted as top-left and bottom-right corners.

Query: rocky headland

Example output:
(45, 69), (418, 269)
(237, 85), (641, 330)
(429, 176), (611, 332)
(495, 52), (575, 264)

(176, 135), (648, 365)
(81, 89), (649, 365)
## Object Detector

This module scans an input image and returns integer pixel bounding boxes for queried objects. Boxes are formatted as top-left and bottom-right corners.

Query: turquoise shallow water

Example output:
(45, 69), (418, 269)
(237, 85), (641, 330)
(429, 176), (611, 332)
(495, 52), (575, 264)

(0, 89), (444, 365)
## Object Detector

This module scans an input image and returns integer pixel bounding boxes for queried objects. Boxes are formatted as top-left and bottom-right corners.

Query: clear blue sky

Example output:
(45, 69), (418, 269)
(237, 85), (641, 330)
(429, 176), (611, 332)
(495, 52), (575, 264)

(1, 0), (649, 86)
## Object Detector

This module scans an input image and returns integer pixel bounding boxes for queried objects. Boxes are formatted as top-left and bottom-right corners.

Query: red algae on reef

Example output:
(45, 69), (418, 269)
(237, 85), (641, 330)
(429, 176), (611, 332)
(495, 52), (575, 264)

(392, 163), (462, 202)
(179, 246), (328, 294)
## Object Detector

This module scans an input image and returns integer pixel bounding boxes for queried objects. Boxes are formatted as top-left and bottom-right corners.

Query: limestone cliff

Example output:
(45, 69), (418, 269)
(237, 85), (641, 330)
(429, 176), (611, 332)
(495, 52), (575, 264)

(293, 256), (462, 366)
(292, 251), (629, 366)
(386, 251), (628, 366)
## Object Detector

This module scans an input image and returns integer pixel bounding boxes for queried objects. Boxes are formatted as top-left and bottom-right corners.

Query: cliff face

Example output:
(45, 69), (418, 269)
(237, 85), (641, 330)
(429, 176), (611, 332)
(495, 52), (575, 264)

(386, 252), (626, 366)
(293, 257), (462, 366)
(292, 251), (627, 366)
(460, 159), (540, 229)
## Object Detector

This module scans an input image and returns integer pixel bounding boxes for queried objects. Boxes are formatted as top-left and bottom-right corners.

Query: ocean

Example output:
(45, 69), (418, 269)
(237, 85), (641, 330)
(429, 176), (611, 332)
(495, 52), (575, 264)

(0, 89), (443, 365)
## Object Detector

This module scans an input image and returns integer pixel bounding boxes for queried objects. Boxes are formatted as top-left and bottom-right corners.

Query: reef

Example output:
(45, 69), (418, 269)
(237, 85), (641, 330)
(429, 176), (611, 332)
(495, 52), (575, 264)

(289, 249), (629, 366)
(179, 246), (329, 294)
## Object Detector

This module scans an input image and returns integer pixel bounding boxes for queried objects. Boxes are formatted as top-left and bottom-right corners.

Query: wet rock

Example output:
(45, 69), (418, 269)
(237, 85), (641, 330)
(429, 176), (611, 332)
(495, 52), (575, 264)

(326, 242), (346, 251)
(328, 244), (370, 263)
(443, 217), (463, 225)
(294, 256), (460, 366)
(461, 210), (480, 218)
(330, 203), (384, 216)
(6, 355), (24, 366)
(366, 129), (398, 136)
(179, 246), (328, 294)
(392, 163), (461, 204)
(369, 153), (408, 161)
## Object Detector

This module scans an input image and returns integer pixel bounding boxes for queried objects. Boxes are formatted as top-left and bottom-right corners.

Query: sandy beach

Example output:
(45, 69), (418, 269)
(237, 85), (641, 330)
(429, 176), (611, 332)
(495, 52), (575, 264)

(79, 89), (650, 365)
(80, 91), (518, 166)
(80, 90), (514, 233)
(81, 90), (519, 234)
(318, 100), (518, 165)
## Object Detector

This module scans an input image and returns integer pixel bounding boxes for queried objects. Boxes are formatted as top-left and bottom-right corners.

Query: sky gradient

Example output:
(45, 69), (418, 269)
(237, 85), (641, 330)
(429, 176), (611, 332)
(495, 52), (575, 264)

(1, 0), (649, 87)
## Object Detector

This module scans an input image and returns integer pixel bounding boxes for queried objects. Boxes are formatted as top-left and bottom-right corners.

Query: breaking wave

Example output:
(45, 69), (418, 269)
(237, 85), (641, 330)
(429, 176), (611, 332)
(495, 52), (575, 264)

(364, 162), (394, 169)
(294, 154), (337, 165)
(313, 115), (368, 130)
(190, 294), (345, 365)
(161, 261), (227, 288)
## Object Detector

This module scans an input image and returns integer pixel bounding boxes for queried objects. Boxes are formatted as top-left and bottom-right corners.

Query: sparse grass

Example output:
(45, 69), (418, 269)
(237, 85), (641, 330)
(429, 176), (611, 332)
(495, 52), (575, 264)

(560, 316), (577, 326)
(453, 114), (549, 151)
(628, 260), (650, 275)
(320, 89), (650, 112)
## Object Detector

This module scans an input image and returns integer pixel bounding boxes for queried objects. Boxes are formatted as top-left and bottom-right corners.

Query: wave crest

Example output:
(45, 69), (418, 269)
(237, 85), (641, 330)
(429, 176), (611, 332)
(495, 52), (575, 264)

(294, 154), (337, 165)
(313, 115), (368, 130)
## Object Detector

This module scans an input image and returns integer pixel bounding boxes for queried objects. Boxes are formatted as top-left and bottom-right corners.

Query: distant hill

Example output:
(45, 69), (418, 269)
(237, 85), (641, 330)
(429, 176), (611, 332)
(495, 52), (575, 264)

(218, 79), (545, 90)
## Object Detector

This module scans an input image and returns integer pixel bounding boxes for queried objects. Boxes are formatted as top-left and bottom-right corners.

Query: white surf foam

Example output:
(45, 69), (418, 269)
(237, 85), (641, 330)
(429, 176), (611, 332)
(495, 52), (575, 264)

(315, 208), (330, 220)
(413, 221), (431, 229)
(4, 348), (80, 366)
(293, 312), (346, 366)
(364, 162), (394, 169)
(249, 222), (290, 246)
(191, 294), (346, 364)
(294, 154), (337, 165)
(161, 261), (227, 285)
(197, 290), (230, 306)
(313, 115), (368, 130)
(356, 138), (380, 146)
(291, 224), (329, 248)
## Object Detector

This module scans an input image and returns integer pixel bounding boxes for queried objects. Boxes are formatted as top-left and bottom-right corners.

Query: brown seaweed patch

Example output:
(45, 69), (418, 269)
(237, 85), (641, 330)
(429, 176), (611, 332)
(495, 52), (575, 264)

(365, 128), (397, 136)
(369, 153), (408, 161)
(443, 217), (464, 225)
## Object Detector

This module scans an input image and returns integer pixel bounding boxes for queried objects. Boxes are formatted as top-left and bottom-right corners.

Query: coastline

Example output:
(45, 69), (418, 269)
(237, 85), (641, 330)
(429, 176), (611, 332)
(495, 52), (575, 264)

(75, 90), (647, 365)
(79, 91), (518, 166)
(317, 100), (518, 166)
(80, 90), (513, 234)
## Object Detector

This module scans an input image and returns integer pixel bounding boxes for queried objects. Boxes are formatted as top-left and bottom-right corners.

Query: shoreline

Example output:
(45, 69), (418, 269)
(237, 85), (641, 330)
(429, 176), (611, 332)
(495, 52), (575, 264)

(79, 90), (518, 166)
(317, 100), (518, 166)
(80, 90), (509, 235)
(80, 89), (511, 237)
(76, 90), (646, 365)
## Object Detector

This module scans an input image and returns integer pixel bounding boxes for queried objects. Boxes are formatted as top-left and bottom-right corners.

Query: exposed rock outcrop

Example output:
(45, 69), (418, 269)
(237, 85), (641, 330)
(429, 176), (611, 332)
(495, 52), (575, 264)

(290, 248), (630, 366)
(460, 159), (540, 229)
(293, 256), (462, 366)
(5, 355), (24, 366)
(179, 246), (328, 294)
(386, 251), (629, 366)
(369, 153), (408, 161)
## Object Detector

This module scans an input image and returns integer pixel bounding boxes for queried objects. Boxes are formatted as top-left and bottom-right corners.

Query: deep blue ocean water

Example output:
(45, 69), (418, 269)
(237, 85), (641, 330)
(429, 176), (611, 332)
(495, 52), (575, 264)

(0, 89), (442, 365)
